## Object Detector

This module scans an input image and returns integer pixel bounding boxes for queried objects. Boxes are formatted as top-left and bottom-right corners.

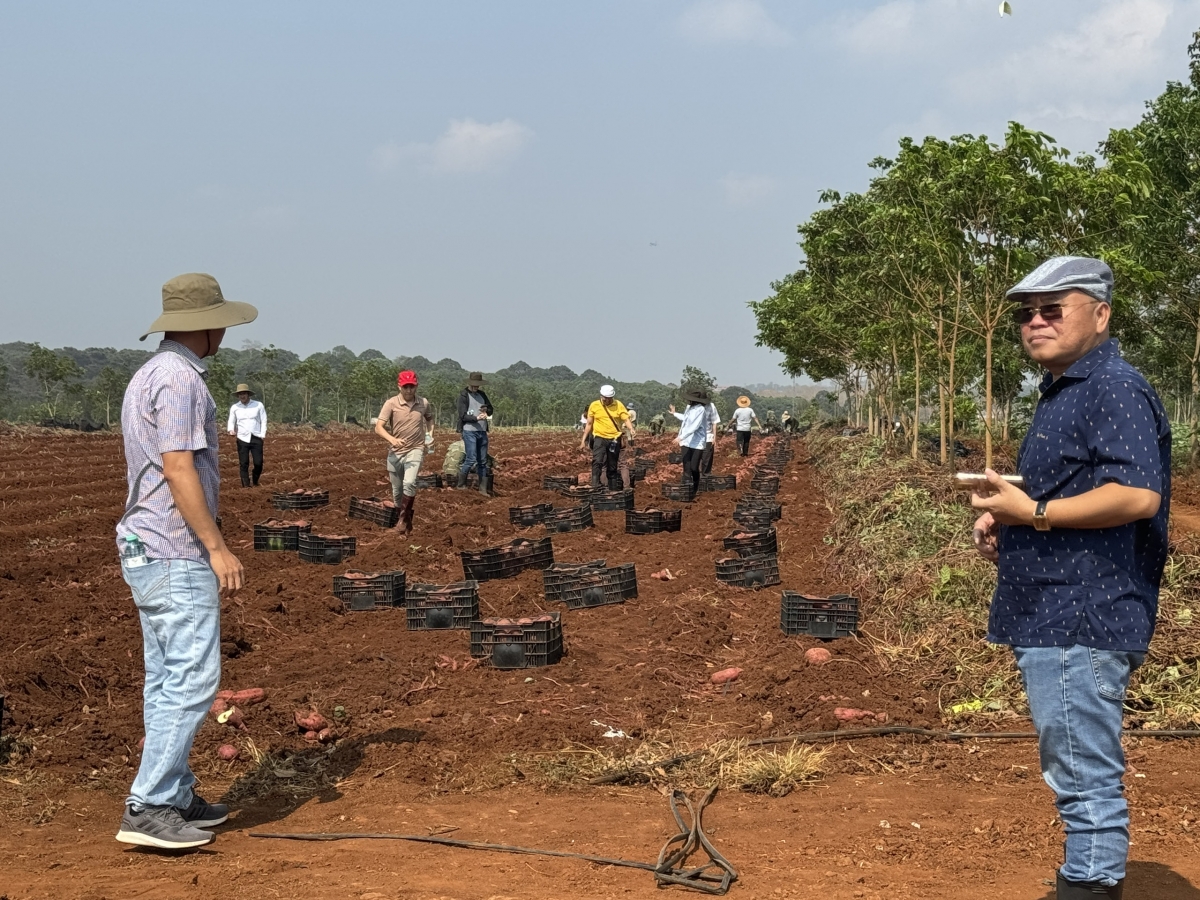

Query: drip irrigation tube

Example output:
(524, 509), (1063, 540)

(251, 787), (738, 895)
(588, 726), (1200, 785)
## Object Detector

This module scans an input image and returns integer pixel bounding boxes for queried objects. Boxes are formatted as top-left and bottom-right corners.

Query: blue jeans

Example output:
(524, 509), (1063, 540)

(460, 429), (489, 480)
(1013, 644), (1144, 886)
(122, 558), (221, 810)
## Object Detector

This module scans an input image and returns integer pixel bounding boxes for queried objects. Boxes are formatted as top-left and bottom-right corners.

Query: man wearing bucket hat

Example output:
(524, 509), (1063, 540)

(456, 372), (494, 495)
(376, 370), (435, 534)
(580, 384), (635, 490)
(970, 257), (1170, 899)
(669, 387), (710, 493)
(115, 273), (257, 850)
(729, 395), (761, 457)
(227, 384), (267, 487)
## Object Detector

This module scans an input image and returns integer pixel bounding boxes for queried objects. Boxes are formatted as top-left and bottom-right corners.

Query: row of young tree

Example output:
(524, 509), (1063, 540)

(0, 341), (825, 431)
(752, 32), (1200, 469)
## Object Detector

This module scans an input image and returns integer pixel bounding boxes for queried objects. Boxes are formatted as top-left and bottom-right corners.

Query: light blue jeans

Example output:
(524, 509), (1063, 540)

(122, 558), (221, 810)
(460, 430), (489, 480)
(387, 446), (425, 499)
(1013, 644), (1144, 886)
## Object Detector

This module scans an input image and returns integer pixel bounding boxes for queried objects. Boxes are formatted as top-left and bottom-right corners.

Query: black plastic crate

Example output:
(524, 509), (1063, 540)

(298, 533), (357, 565)
(542, 503), (594, 533)
(562, 484), (604, 501)
(333, 570), (407, 611)
(470, 613), (564, 669)
(461, 537), (555, 581)
(348, 496), (400, 528)
(509, 503), (554, 527)
(633, 458), (657, 473)
(625, 508), (682, 535)
(733, 508), (779, 530)
(415, 473), (443, 490)
(715, 553), (780, 589)
(699, 474), (737, 492)
(542, 475), (578, 491)
(404, 581), (480, 630)
(542, 559), (607, 602)
(612, 562), (638, 599)
(271, 489), (330, 510)
(591, 489), (635, 512)
(661, 482), (696, 502)
(722, 528), (778, 557)
(749, 476), (780, 495)
(561, 569), (625, 610)
(781, 592), (859, 639)
(667, 451), (683, 464)
(253, 518), (313, 552)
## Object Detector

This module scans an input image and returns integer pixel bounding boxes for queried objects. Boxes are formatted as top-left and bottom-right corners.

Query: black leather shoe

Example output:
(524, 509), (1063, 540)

(1057, 873), (1123, 898)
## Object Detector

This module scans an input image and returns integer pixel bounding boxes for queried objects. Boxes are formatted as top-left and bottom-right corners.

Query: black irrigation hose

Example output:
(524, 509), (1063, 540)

(251, 787), (739, 896)
(587, 726), (1200, 785)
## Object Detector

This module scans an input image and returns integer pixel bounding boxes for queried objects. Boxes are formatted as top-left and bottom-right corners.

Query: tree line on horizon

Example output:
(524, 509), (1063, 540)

(753, 31), (1200, 469)
(0, 341), (833, 432)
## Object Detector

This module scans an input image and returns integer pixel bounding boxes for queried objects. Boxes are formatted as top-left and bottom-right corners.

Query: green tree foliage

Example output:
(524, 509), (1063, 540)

(92, 365), (131, 428)
(24, 342), (83, 420)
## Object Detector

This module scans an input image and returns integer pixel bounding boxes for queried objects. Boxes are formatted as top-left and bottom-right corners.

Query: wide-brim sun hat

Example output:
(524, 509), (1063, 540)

(465, 371), (486, 387)
(737, 396), (750, 407)
(683, 388), (709, 404)
(234, 384), (254, 396)
(140, 273), (258, 341)
(599, 384), (616, 398)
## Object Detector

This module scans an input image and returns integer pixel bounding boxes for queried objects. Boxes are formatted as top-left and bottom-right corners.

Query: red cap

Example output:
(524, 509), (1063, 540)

(397, 370), (418, 387)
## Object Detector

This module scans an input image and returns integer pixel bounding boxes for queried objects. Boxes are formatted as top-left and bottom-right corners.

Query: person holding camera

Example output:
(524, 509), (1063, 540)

(580, 384), (635, 490)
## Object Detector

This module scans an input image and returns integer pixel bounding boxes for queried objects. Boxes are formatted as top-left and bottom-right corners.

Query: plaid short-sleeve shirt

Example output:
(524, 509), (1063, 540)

(115, 340), (220, 562)
(989, 339), (1171, 652)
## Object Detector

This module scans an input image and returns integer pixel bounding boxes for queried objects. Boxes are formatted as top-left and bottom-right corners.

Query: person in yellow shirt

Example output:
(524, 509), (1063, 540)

(579, 384), (636, 489)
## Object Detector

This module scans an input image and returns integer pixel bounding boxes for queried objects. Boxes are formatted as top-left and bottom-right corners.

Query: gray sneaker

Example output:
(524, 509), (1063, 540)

(116, 805), (215, 849)
(177, 793), (229, 828)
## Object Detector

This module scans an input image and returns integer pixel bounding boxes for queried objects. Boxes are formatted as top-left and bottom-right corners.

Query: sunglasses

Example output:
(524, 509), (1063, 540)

(1012, 299), (1100, 326)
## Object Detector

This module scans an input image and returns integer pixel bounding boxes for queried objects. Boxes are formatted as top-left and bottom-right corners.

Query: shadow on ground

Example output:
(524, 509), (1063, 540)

(217, 726), (424, 830)
(1035, 862), (1200, 899)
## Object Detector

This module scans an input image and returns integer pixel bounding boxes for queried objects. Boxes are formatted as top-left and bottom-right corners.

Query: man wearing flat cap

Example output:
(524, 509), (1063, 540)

(970, 257), (1170, 899)
(114, 273), (257, 850)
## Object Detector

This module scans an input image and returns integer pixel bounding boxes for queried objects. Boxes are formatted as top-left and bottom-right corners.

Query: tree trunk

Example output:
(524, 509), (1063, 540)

(1190, 313), (1200, 468)
(912, 332), (921, 459)
(984, 326), (994, 471)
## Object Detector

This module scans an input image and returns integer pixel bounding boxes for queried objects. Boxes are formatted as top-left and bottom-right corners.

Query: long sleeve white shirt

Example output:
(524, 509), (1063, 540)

(704, 403), (721, 442)
(228, 400), (267, 442)
(673, 405), (708, 450)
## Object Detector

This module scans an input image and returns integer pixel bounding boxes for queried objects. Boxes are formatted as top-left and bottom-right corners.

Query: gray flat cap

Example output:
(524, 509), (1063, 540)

(1006, 256), (1113, 305)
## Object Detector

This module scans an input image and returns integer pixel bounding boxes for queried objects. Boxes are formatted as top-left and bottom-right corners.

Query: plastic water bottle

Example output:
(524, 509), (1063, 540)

(120, 534), (150, 568)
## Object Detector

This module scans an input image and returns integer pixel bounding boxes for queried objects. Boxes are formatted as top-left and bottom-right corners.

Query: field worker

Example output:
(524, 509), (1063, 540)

(375, 370), (434, 534)
(627, 402), (638, 430)
(699, 395), (721, 474)
(669, 388), (709, 493)
(730, 396), (761, 457)
(227, 384), (267, 487)
(580, 384), (635, 490)
(647, 412), (666, 436)
(764, 408), (777, 432)
(115, 272), (256, 849)
(455, 371), (494, 495)
(971, 257), (1170, 900)
(442, 437), (497, 487)
(779, 410), (792, 432)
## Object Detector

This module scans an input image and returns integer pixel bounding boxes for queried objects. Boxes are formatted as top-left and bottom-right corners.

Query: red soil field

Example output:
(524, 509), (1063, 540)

(1, 426), (1197, 899)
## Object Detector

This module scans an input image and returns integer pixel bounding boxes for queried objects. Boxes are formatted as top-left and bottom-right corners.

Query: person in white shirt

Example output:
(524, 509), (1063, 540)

(700, 398), (721, 475)
(227, 384), (267, 487)
(730, 396), (761, 456)
(669, 388), (710, 494)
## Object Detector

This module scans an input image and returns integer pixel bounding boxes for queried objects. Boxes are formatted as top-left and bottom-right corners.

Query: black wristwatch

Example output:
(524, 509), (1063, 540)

(1033, 500), (1051, 532)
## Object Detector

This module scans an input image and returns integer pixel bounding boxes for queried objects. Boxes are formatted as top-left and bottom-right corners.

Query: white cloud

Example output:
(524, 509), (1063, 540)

(842, 0), (921, 55)
(678, 0), (791, 47)
(373, 118), (534, 175)
(720, 173), (777, 206)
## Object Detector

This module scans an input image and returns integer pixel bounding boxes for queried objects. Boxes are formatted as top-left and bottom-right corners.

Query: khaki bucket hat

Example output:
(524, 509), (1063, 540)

(465, 371), (486, 388)
(140, 273), (259, 341)
(234, 384), (254, 396)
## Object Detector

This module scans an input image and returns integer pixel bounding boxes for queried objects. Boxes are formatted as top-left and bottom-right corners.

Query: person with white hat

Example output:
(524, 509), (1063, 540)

(580, 384), (635, 490)
(730, 395), (761, 457)
(227, 384), (267, 487)
(115, 272), (257, 850)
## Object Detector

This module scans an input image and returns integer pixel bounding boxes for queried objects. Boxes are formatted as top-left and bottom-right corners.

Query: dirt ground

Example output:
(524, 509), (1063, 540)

(2, 425), (1198, 899)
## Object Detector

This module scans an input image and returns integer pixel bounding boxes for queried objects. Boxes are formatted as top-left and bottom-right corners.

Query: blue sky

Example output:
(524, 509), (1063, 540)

(2, 1), (1197, 384)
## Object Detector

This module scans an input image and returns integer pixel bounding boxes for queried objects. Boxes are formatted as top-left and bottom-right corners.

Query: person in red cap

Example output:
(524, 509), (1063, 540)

(374, 370), (434, 534)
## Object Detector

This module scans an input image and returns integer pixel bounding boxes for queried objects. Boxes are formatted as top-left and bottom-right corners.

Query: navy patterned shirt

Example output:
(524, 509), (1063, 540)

(988, 339), (1171, 652)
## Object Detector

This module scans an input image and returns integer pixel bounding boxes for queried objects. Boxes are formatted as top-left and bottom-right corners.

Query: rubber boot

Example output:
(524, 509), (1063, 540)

(479, 474), (491, 497)
(397, 495), (414, 535)
(1056, 874), (1123, 898)
(240, 471), (251, 488)
(456, 471), (467, 489)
